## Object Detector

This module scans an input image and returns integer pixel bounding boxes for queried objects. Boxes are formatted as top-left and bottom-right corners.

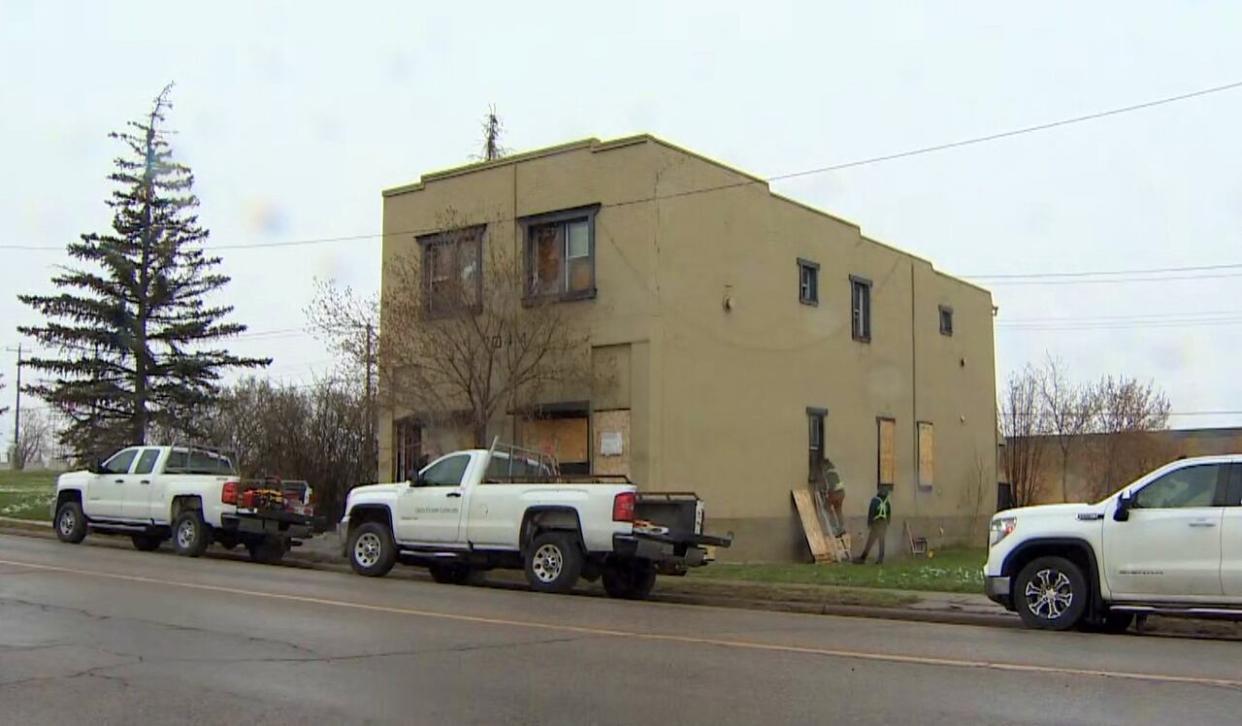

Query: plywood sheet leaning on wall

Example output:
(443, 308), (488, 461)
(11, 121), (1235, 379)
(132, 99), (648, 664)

(791, 489), (833, 564)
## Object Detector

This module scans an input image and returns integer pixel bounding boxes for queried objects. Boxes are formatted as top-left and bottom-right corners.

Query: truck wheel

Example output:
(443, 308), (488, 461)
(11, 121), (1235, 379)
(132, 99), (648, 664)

(429, 563), (474, 585)
(131, 534), (162, 552)
(524, 531), (583, 594)
(248, 536), (287, 565)
(602, 560), (657, 601)
(54, 501), (87, 544)
(1015, 556), (1088, 630)
(172, 510), (211, 557)
(348, 522), (396, 577)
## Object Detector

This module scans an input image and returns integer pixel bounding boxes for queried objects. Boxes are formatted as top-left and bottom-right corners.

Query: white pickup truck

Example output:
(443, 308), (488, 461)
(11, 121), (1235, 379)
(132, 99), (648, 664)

(985, 455), (1242, 631)
(52, 445), (319, 564)
(340, 443), (732, 599)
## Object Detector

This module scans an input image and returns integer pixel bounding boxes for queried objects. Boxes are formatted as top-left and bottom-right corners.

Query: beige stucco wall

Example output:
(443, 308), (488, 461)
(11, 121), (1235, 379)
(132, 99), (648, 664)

(378, 135), (998, 561)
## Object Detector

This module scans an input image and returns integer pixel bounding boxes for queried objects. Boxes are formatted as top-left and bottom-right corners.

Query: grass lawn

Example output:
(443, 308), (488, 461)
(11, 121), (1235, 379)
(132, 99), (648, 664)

(694, 548), (986, 594)
(0, 469), (60, 521)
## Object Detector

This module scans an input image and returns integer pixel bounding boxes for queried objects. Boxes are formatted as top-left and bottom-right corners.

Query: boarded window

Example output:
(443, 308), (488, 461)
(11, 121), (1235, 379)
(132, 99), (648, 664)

(917, 421), (934, 489)
(877, 418), (896, 486)
(521, 414), (590, 474)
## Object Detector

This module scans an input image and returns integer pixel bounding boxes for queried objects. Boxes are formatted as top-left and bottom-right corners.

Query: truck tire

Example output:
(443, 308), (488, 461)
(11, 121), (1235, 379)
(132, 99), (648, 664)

(172, 510), (211, 558)
(429, 563), (474, 585)
(348, 522), (396, 577)
(524, 531), (583, 594)
(1015, 556), (1088, 630)
(602, 560), (657, 601)
(54, 501), (87, 544)
(131, 534), (162, 552)
(248, 536), (287, 565)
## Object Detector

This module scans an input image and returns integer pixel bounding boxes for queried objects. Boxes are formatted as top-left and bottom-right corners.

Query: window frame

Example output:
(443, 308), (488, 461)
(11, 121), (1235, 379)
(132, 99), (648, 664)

(939, 305), (954, 337)
(850, 275), (872, 343)
(807, 407), (827, 482)
(797, 258), (819, 306)
(1228, 463), (1242, 506)
(1131, 463), (1228, 509)
(133, 448), (161, 476)
(417, 224), (485, 317)
(520, 204), (600, 303)
(102, 448), (139, 475)
(418, 453), (472, 487)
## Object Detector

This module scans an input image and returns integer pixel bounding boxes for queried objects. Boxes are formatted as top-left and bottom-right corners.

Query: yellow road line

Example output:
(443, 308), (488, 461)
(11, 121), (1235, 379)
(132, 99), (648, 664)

(2, 557), (1239, 691)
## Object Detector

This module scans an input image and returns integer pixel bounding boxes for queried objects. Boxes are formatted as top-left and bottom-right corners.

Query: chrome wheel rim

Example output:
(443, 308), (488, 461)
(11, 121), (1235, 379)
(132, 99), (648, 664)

(58, 508), (75, 536)
(1024, 568), (1073, 620)
(176, 519), (197, 549)
(354, 532), (382, 568)
(532, 543), (563, 583)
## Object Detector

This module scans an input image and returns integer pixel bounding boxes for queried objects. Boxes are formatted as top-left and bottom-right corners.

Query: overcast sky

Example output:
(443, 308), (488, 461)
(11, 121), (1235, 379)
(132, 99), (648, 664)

(3, 2), (1242, 454)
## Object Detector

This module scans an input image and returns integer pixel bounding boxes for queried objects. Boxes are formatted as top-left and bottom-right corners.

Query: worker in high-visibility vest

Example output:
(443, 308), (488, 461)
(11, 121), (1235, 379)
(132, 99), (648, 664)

(854, 487), (892, 565)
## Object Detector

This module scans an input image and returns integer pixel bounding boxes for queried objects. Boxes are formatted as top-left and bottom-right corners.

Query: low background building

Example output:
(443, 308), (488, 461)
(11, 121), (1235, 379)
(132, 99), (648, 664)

(379, 135), (998, 561)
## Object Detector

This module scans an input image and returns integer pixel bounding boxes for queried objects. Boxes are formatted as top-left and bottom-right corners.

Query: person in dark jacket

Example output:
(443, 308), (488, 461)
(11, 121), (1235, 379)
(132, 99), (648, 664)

(854, 488), (892, 564)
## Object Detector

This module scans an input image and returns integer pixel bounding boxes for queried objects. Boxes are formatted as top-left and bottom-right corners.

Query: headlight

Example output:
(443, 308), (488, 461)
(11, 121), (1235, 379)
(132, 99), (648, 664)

(989, 517), (1017, 547)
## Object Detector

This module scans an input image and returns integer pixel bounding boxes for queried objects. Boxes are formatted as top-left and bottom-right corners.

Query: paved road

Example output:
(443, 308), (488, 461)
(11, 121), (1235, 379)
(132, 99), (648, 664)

(1, 534), (1239, 725)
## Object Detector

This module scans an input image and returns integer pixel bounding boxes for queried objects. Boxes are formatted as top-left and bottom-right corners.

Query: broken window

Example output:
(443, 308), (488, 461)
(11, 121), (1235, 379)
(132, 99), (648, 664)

(419, 225), (483, 316)
(523, 206), (597, 300)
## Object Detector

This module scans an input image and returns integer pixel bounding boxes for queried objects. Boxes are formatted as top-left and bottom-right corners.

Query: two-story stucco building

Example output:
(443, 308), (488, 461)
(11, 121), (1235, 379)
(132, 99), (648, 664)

(378, 135), (998, 562)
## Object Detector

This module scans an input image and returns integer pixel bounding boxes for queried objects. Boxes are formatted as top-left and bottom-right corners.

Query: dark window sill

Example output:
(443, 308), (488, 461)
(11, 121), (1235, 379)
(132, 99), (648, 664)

(853, 335), (871, 344)
(523, 289), (597, 306)
(799, 298), (819, 307)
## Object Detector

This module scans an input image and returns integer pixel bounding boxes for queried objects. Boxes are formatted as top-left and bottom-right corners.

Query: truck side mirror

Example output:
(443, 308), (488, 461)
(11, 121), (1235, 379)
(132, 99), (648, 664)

(88, 457), (106, 474)
(1114, 492), (1133, 522)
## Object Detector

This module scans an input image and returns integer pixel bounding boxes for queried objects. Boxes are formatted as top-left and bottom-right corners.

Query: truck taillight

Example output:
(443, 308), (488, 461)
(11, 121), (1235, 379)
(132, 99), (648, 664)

(221, 481), (239, 505)
(612, 492), (636, 523)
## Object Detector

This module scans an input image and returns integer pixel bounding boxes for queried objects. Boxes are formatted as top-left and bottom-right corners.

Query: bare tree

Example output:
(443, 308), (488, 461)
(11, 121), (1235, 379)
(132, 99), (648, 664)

(1040, 356), (1098, 503)
(475, 104), (508, 162)
(378, 219), (592, 447)
(1080, 376), (1173, 500)
(999, 364), (1049, 507)
(14, 408), (53, 469)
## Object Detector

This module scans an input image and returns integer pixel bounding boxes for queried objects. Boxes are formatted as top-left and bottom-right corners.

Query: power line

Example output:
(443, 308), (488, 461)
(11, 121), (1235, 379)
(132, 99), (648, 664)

(5, 78), (1241, 255)
(968, 261), (1242, 280)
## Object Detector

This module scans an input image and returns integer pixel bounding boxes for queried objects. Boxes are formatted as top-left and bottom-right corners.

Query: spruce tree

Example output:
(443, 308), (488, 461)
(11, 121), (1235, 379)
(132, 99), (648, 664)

(18, 84), (268, 458)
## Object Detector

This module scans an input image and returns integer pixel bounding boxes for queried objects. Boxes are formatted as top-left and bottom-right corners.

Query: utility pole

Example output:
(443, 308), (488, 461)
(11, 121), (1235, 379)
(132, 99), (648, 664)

(365, 323), (376, 483)
(6, 344), (22, 469)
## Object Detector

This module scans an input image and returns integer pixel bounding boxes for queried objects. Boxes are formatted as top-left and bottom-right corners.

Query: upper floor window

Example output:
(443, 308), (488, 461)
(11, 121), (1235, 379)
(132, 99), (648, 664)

(850, 276), (872, 342)
(797, 258), (819, 306)
(939, 305), (954, 336)
(522, 205), (598, 301)
(418, 225), (484, 316)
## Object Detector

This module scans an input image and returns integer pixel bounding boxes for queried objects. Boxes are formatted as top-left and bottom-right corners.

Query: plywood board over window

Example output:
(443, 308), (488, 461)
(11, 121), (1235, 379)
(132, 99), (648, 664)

(917, 421), (935, 490)
(521, 416), (590, 467)
(877, 418), (896, 487)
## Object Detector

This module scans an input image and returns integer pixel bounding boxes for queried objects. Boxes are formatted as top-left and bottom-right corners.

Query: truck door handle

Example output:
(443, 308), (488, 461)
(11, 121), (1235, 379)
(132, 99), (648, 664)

(446, 492), (462, 498)
(1188, 521), (1217, 528)
(140, 480), (151, 485)
(114, 478), (125, 484)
